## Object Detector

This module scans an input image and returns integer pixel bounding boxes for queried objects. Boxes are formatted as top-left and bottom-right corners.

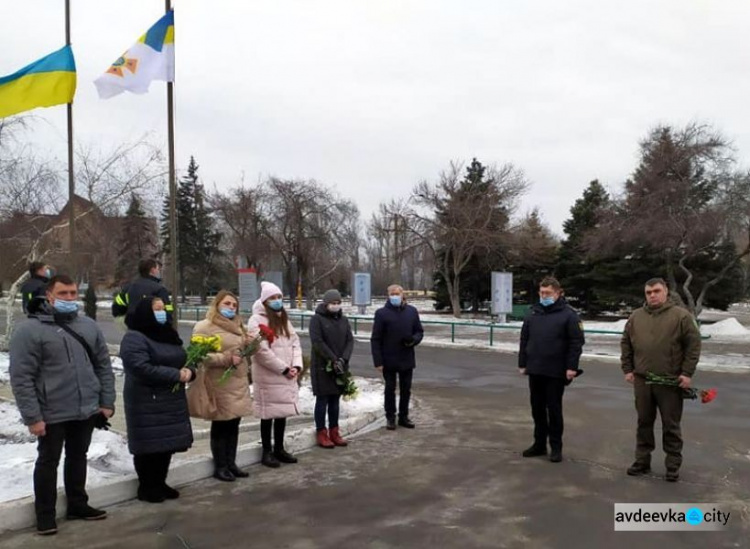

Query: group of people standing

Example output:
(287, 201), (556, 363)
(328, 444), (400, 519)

(9, 259), (424, 537)
(10, 257), (698, 539)
(517, 276), (701, 483)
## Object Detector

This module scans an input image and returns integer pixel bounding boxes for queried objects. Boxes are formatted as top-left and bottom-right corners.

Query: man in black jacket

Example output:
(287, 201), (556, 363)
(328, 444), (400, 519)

(112, 259), (172, 318)
(518, 277), (585, 462)
(371, 284), (424, 430)
(20, 261), (52, 314)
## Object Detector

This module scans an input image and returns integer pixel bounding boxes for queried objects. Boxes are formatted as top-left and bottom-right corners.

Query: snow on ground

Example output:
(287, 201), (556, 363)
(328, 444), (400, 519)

(700, 318), (750, 338)
(296, 376), (383, 420)
(0, 352), (8, 383)
(0, 402), (133, 504)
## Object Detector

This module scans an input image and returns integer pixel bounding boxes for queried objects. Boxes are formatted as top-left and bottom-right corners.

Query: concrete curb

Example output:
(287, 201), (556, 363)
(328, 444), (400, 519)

(0, 410), (382, 534)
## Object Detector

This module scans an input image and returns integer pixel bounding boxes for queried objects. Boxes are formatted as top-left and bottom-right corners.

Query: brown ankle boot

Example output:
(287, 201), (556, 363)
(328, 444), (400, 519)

(329, 426), (348, 447)
(316, 429), (335, 449)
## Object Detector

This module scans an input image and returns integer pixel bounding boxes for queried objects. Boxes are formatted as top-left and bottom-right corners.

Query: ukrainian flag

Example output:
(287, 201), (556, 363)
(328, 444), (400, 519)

(0, 45), (76, 119)
(94, 10), (175, 99)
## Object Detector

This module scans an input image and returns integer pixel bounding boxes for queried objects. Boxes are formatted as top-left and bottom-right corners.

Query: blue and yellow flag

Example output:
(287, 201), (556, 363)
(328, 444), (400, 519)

(0, 45), (76, 119)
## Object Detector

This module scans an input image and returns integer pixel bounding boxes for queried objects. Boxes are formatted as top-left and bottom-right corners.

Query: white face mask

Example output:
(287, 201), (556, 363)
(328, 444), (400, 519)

(327, 304), (342, 313)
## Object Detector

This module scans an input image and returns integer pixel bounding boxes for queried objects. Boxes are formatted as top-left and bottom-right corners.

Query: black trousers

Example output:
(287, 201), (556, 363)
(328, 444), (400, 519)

(210, 418), (241, 468)
(383, 369), (413, 420)
(528, 374), (566, 451)
(34, 417), (95, 520)
(260, 418), (287, 451)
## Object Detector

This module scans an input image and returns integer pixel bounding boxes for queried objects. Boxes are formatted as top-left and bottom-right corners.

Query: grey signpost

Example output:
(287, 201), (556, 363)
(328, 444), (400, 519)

(491, 272), (513, 324)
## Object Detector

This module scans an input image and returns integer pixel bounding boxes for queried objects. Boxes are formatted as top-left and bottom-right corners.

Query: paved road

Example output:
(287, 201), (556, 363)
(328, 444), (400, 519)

(1, 315), (749, 547)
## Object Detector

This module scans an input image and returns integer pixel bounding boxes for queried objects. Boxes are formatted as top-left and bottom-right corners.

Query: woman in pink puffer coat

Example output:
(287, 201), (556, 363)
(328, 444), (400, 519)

(247, 282), (302, 468)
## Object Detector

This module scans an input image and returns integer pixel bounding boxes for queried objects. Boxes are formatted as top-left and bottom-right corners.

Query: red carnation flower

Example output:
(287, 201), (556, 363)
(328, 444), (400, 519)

(259, 324), (275, 345)
(700, 388), (717, 404)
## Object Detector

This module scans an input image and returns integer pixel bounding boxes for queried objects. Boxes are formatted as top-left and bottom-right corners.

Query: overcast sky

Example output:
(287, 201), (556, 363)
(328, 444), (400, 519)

(3, 0), (750, 235)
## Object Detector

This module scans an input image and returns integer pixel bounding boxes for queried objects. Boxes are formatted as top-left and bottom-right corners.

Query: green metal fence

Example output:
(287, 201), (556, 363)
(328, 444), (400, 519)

(177, 307), (709, 346)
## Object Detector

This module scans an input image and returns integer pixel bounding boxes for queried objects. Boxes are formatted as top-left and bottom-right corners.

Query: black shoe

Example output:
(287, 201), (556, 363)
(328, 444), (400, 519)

(386, 418), (396, 430)
(213, 467), (236, 482)
(549, 450), (563, 463)
(137, 486), (165, 503)
(66, 505), (107, 521)
(261, 449), (280, 468)
(162, 484), (180, 499)
(36, 517), (57, 536)
(665, 469), (680, 482)
(398, 417), (416, 429)
(522, 445), (547, 458)
(274, 448), (298, 464)
(626, 462), (652, 476)
(228, 463), (249, 478)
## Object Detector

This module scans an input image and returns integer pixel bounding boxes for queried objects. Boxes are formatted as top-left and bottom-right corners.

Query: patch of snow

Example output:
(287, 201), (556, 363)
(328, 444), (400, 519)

(0, 352), (8, 383)
(0, 402), (133, 504)
(296, 376), (383, 420)
(701, 318), (750, 337)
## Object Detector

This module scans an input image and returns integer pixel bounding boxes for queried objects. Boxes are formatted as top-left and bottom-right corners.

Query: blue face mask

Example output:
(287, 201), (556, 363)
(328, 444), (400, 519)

(44, 268), (52, 279)
(268, 299), (284, 311)
(539, 297), (556, 307)
(53, 299), (78, 314)
(219, 308), (236, 319)
(389, 296), (402, 307)
(154, 310), (168, 324)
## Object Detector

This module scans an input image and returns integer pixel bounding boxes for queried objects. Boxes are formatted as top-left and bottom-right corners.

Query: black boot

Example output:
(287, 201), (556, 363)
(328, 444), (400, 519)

(261, 448), (280, 468)
(66, 505), (107, 521)
(386, 417), (397, 431)
(626, 461), (652, 477)
(398, 417), (415, 429)
(158, 453), (179, 499)
(211, 437), (235, 482)
(549, 448), (563, 463)
(274, 446), (298, 464)
(227, 431), (249, 478)
(135, 456), (165, 503)
(522, 444), (547, 458)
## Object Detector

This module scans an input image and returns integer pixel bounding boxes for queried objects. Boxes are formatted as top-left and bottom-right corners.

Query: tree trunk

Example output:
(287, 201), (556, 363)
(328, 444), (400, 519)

(449, 276), (462, 319)
(0, 271), (30, 352)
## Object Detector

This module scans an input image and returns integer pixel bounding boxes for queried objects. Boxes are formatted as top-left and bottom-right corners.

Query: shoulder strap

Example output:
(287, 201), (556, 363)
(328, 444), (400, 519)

(56, 320), (98, 367)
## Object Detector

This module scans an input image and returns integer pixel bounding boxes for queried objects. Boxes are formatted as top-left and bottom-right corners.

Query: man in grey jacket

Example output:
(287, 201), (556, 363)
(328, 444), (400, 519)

(10, 275), (116, 536)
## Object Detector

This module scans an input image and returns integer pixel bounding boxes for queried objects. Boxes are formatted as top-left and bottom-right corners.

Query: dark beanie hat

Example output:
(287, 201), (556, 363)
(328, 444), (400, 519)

(323, 289), (342, 304)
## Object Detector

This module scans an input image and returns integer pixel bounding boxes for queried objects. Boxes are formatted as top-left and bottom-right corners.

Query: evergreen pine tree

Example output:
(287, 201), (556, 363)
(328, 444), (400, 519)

(116, 193), (157, 285)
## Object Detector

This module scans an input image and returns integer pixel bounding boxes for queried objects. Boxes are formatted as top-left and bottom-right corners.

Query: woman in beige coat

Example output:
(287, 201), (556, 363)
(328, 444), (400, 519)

(247, 281), (302, 468)
(190, 290), (253, 482)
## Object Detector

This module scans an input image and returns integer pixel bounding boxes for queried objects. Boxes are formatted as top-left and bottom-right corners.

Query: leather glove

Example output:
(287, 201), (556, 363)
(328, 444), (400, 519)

(402, 338), (415, 347)
(93, 412), (111, 431)
(333, 358), (346, 375)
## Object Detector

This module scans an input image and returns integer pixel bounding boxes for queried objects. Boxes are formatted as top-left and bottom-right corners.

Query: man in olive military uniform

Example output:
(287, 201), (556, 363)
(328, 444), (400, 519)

(621, 278), (701, 482)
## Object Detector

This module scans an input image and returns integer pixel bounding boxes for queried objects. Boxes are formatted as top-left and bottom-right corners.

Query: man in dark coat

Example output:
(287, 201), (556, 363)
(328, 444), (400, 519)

(518, 277), (585, 463)
(309, 289), (354, 448)
(621, 277), (701, 482)
(112, 258), (172, 318)
(371, 284), (424, 430)
(20, 261), (52, 314)
(10, 275), (115, 535)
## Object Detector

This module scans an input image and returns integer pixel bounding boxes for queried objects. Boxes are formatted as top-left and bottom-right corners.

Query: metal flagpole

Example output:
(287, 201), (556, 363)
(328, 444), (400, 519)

(166, 0), (179, 325)
(65, 0), (76, 279)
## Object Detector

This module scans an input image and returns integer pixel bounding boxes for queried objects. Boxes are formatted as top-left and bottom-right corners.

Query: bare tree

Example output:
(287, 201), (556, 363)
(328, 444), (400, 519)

(407, 159), (528, 317)
(0, 137), (166, 350)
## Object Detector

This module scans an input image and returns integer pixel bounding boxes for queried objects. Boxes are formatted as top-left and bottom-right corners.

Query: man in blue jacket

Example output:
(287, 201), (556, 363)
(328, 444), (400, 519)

(10, 275), (116, 536)
(371, 284), (424, 430)
(518, 277), (585, 463)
